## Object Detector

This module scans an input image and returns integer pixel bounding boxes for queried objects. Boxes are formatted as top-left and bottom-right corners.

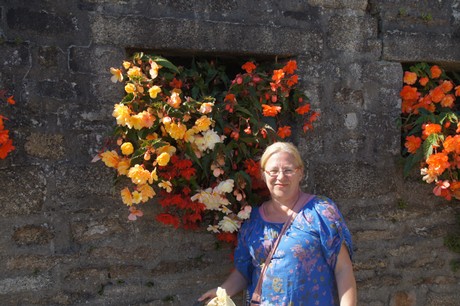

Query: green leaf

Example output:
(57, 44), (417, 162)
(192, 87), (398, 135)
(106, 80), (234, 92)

(422, 133), (439, 160)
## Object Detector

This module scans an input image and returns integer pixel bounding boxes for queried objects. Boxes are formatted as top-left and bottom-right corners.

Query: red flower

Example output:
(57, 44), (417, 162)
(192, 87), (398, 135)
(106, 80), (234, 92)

(156, 213), (180, 228)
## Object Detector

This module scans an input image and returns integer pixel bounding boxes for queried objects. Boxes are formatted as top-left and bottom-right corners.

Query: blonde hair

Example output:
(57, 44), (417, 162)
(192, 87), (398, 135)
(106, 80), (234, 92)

(260, 142), (304, 171)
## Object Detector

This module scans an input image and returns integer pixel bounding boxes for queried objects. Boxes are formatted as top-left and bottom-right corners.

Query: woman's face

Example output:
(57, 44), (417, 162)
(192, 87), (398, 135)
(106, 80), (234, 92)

(263, 151), (303, 200)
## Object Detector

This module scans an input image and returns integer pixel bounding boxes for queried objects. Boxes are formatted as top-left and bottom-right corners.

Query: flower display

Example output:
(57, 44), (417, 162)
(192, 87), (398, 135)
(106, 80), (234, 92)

(98, 53), (318, 240)
(0, 89), (15, 159)
(401, 63), (460, 200)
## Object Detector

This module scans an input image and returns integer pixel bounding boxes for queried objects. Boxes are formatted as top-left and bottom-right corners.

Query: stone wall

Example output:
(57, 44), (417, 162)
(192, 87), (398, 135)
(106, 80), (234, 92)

(0, 0), (459, 305)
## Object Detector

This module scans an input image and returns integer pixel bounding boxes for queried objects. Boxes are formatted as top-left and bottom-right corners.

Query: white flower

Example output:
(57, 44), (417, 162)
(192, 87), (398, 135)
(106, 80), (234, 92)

(206, 287), (236, 306)
(191, 189), (230, 211)
(421, 167), (437, 183)
(207, 225), (220, 233)
(215, 179), (234, 194)
(218, 216), (240, 233)
(237, 205), (252, 220)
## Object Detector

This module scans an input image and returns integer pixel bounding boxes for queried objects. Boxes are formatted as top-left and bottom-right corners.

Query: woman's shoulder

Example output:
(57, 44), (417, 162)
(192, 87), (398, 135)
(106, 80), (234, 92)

(300, 194), (342, 220)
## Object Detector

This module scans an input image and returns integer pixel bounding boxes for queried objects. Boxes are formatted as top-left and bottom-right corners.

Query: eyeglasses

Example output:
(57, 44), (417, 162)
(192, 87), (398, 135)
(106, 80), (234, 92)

(264, 168), (299, 177)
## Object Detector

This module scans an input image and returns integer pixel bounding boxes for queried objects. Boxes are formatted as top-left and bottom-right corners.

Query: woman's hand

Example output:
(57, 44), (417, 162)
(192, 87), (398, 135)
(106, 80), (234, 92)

(197, 287), (217, 303)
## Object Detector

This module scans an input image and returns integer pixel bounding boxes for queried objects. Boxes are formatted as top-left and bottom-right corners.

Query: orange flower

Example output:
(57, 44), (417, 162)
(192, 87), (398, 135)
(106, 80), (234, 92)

(277, 126), (291, 139)
(296, 104), (311, 115)
(244, 159), (261, 178)
(6, 95), (15, 105)
(430, 86), (445, 103)
(403, 71), (417, 85)
(404, 135), (422, 154)
(441, 94), (455, 108)
(302, 123), (313, 132)
(287, 75), (298, 87)
(241, 61), (256, 73)
(422, 123), (442, 139)
(272, 69), (285, 83)
(419, 77), (429, 86)
(167, 91), (182, 109)
(400, 85), (419, 103)
(225, 93), (236, 103)
(0, 138), (14, 159)
(455, 85), (460, 97)
(442, 135), (460, 154)
(430, 65), (442, 79)
(261, 104), (281, 117)
(426, 152), (450, 176)
(169, 78), (182, 89)
(440, 80), (454, 93)
(282, 60), (297, 74)
(433, 180), (451, 201)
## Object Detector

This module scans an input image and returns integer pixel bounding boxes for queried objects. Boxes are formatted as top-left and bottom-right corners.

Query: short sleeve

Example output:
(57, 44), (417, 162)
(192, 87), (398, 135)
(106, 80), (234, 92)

(314, 197), (353, 270)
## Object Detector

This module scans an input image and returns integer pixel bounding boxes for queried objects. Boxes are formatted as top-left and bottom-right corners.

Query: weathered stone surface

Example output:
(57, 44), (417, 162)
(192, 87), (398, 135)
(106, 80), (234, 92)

(0, 166), (46, 216)
(0, 0), (460, 305)
(12, 224), (54, 246)
(24, 132), (65, 159)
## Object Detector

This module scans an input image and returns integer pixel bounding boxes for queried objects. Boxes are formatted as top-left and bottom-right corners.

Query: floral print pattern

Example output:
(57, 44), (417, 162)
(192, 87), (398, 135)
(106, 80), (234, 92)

(234, 195), (353, 306)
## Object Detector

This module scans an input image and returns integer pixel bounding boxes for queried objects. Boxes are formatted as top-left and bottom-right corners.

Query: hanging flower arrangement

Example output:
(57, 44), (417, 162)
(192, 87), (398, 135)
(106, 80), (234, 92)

(96, 53), (318, 241)
(0, 90), (15, 159)
(401, 62), (460, 200)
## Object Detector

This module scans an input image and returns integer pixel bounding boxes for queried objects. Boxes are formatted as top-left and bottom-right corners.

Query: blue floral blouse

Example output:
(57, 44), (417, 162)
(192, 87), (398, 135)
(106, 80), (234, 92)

(234, 195), (353, 306)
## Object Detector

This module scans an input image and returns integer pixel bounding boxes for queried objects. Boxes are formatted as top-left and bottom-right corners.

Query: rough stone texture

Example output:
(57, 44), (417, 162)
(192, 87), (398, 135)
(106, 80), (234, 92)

(0, 0), (459, 305)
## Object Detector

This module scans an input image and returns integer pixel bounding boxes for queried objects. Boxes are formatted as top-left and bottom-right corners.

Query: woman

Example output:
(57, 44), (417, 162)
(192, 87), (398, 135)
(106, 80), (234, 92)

(199, 142), (357, 305)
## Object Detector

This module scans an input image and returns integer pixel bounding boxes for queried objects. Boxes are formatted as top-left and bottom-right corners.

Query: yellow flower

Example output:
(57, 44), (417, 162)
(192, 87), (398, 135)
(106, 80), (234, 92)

(117, 158), (131, 175)
(184, 128), (198, 143)
(130, 111), (154, 130)
(199, 102), (214, 114)
(125, 83), (136, 94)
(121, 142), (134, 155)
(120, 188), (133, 206)
(127, 66), (142, 79)
(167, 90), (181, 108)
(149, 85), (162, 98)
(138, 184), (156, 202)
(149, 60), (162, 79)
(132, 191), (142, 204)
(127, 164), (151, 185)
(157, 145), (176, 156)
(100, 150), (119, 168)
(158, 180), (172, 193)
(112, 103), (131, 127)
(110, 68), (123, 83)
(194, 115), (212, 132)
(149, 168), (158, 184)
(122, 61), (131, 69)
(166, 122), (187, 140)
(156, 152), (170, 166)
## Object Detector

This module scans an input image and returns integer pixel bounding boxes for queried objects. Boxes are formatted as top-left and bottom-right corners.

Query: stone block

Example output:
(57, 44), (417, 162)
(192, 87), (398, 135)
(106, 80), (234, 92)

(24, 132), (65, 159)
(390, 291), (417, 306)
(6, 7), (76, 34)
(12, 223), (55, 246)
(308, 0), (368, 10)
(0, 166), (46, 216)
(37, 79), (79, 100)
(312, 161), (397, 199)
(71, 218), (126, 244)
(90, 15), (322, 56)
(0, 273), (52, 294)
(327, 15), (378, 52)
